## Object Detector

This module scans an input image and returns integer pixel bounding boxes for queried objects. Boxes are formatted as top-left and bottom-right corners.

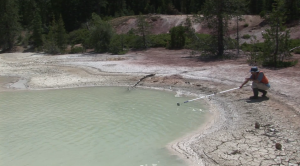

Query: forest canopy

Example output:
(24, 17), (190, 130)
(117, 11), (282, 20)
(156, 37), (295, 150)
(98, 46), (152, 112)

(0, 0), (299, 68)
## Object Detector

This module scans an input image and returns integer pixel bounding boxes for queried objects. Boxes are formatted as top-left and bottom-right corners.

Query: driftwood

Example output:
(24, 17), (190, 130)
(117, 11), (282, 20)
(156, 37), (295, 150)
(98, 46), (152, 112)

(290, 46), (300, 52)
(129, 74), (155, 89)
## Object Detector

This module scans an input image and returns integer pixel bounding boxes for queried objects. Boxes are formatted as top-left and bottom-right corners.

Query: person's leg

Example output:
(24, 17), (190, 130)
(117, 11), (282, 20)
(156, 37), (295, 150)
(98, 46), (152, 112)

(258, 89), (267, 97)
(252, 82), (269, 97)
(250, 88), (259, 99)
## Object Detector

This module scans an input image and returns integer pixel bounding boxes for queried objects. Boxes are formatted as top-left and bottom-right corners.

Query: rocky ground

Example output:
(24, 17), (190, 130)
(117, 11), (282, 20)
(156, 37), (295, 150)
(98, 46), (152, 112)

(1, 48), (300, 166)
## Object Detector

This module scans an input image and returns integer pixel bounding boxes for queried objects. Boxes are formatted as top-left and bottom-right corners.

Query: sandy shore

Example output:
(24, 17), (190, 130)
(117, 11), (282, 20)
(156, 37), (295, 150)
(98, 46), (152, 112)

(1, 50), (300, 166)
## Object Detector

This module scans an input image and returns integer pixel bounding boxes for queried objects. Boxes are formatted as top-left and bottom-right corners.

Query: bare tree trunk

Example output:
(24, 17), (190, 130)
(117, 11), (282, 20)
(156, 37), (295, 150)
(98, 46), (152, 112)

(217, 0), (224, 57)
(274, 18), (279, 66)
(236, 16), (240, 56)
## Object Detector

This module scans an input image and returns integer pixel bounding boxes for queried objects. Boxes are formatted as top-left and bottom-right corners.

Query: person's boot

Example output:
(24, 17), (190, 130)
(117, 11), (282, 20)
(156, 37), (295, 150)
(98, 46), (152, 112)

(250, 88), (259, 99)
(258, 89), (267, 97)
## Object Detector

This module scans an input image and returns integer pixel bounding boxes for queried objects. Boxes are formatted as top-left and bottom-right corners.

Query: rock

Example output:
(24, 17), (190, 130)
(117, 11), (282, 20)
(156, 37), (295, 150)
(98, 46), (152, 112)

(275, 143), (282, 150)
(255, 122), (260, 129)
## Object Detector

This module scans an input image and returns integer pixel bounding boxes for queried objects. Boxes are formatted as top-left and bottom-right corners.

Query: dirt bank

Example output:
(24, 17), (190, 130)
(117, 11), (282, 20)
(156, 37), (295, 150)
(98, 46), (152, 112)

(1, 49), (300, 166)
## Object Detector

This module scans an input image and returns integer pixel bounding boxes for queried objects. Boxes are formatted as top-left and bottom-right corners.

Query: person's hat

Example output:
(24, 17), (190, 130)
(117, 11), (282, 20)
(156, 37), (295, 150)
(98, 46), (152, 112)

(250, 66), (259, 72)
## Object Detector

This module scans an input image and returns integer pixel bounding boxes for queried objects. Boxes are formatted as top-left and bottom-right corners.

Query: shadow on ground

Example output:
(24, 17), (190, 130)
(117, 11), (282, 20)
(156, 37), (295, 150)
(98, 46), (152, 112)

(246, 96), (270, 103)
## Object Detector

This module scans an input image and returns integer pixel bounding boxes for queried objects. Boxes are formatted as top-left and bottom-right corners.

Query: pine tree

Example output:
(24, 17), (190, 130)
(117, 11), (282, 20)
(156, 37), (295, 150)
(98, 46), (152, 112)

(197, 0), (229, 57)
(230, 0), (248, 56)
(169, 26), (186, 49)
(0, 0), (21, 51)
(262, 0), (292, 67)
(44, 16), (59, 54)
(56, 15), (67, 51)
(32, 11), (43, 48)
(195, 0), (247, 57)
(44, 15), (67, 54)
(135, 14), (152, 49)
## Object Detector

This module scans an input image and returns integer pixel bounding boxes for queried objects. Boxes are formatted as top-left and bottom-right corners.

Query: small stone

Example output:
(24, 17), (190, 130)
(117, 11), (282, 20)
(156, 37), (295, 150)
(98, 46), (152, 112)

(255, 122), (260, 129)
(275, 143), (282, 150)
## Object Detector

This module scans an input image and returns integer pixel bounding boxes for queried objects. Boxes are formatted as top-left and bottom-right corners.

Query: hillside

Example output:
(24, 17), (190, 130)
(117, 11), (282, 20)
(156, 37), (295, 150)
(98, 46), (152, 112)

(112, 14), (300, 44)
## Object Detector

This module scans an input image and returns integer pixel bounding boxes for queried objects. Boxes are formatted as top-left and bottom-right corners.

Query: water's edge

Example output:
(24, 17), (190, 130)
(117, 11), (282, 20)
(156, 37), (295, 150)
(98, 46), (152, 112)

(1, 84), (215, 166)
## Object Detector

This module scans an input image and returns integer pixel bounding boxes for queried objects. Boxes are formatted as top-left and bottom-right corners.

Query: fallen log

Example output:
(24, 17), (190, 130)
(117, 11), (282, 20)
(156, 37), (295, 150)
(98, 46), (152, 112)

(290, 46), (300, 52)
(129, 74), (155, 89)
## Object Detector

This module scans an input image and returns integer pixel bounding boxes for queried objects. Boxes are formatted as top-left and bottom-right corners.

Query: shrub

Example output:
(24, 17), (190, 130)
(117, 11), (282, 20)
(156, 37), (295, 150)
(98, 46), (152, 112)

(68, 29), (89, 45)
(169, 26), (186, 49)
(242, 34), (251, 39)
(241, 42), (264, 52)
(262, 60), (298, 67)
(109, 34), (128, 55)
(149, 34), (169, 47)
(70, 46), (84, 54)
(243, 23), (249, 27)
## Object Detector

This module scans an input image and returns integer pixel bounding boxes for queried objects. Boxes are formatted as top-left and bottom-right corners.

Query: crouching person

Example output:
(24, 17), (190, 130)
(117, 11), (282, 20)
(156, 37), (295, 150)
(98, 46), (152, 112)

(240, 66), (270, 99)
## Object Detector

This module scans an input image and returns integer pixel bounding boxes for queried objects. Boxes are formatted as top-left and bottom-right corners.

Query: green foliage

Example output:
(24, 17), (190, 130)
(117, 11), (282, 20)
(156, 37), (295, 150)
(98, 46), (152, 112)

(290, 39), (300, 49)
(149, 34), (170, 47)
(109, 34), (127, 55)
(185, 33), (210, 49)
(56, 15), (68, 50)
(32, 11), (43, 47)
(43, 38), (60, 54)
(241, 42), (264, 52)
(196, 0), (246, 57)
(22, 31), (32, 48)
(44, 15), (67, 54)
(243, 36), (264, 65)
(169, 26), (186, 49)
(293, 48), (300, 54)
(70, 46), (84, 54)
(18, 0), (37, 27)
(285, 0), (300, 22)
(135, 15), (152, 49)
(243, 23), (249, 27)
(68, 29), (90, 45)
(88, 13), (114, 53)
(261, 0), (292, 67)
(242, 34), (251, 39)
(262, 60), (298, 67)
(0, 0), (21, 50)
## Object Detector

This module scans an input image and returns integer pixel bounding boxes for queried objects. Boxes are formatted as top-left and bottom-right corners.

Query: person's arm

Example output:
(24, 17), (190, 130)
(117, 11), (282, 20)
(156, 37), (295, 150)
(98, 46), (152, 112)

(240, 78), (250, 88)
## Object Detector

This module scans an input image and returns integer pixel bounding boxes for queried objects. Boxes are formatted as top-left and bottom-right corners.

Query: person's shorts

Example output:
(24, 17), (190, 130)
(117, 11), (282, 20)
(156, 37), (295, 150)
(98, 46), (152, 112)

(252, 82), (270, 90)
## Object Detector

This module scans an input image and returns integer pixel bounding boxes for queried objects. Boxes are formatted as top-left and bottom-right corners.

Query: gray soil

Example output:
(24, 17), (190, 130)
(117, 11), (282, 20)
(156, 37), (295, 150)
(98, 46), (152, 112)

(1, 48), (300, 166)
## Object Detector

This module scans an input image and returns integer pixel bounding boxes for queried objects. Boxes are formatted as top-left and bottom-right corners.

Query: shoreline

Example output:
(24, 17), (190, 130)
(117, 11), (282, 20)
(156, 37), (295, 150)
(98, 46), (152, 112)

(0, 75), (222, 166)
(1, 51), (299, 165)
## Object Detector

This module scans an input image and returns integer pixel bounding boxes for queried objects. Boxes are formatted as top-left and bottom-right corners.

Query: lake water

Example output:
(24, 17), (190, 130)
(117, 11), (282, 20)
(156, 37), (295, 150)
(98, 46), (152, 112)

(0, 87), (209, 166)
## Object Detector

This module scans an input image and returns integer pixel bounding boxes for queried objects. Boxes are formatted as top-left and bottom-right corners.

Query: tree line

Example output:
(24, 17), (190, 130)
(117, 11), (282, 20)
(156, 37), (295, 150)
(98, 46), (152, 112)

(2, 0), (300, 32)
(0, 0), (299, 67)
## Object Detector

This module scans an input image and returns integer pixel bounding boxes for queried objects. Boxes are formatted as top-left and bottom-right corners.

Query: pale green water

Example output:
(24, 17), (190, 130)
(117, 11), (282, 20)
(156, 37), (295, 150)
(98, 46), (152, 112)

(0, 87), (209, 166)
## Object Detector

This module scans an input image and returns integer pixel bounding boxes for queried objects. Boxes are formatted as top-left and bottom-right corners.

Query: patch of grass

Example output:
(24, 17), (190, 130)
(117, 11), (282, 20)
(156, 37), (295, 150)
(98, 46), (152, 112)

(290, 39), (300, 50)
(149, 34), (170, 47)
(242, 34), (251, 39)
(241, 42), (264, 52)
(262, 60), (298, 68)
(70, 46), (84, 54)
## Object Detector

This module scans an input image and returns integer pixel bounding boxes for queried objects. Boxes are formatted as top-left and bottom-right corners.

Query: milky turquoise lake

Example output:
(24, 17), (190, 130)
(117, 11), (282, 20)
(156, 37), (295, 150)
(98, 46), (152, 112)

(0, 87), (209, 166)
